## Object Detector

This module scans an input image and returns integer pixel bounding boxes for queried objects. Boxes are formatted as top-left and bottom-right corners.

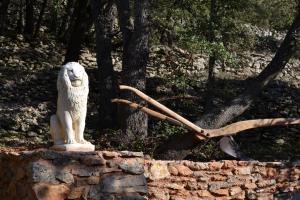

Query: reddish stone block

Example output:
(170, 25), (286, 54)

(33, 183), (69, 200)
(210, 188), (229, 196)
(175, 164), (193, 176)
(209, 161), (224, 170)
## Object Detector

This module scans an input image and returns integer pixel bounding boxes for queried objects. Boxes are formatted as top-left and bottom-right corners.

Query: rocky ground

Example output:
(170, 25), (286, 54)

(0, 34), (300, 161)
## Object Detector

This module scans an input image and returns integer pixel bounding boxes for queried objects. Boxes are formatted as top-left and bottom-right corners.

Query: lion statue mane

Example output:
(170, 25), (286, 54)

(50, 62), (90, 145)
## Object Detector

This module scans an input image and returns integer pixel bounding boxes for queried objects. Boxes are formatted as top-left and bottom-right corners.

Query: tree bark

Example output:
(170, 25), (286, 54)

(16, 0), (24, 33)
(205, 0), (217, 112)
(0, 0), (10, 34)
(57, 0), (74, 39)
(91, 0), (118, 129)
(156, 11), (300, 160)
(24, 0), (34, 37)
(33, 0), (47, 38)
(118, 0), (149, 144)
(64, 0), (93, 63)
(49, 0), (58, 34)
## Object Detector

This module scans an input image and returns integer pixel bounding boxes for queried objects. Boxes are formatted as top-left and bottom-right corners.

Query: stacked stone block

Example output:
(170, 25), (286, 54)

(0, 150), (147, 200)
(145, 160), (300, 200)
(1, 150), (300, 200)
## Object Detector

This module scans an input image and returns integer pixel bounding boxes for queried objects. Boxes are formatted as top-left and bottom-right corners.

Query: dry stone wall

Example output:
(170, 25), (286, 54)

(0, 150), (300, 200)
(0, 150), (147, 200)
(145, 160), (300, 200)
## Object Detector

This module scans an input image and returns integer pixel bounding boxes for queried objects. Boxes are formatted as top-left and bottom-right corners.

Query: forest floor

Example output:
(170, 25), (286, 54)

(1, 34), (300, 161)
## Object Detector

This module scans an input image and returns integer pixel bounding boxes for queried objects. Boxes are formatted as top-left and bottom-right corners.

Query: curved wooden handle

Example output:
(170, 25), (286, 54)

(117, 85), (300, 140)
(112, 98), (182, 126)
(206, 118), (300, 137)
(119, 85), (207, 139)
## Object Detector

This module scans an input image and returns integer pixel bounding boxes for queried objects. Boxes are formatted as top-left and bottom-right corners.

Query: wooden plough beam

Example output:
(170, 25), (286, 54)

(112, 85), (300, 140)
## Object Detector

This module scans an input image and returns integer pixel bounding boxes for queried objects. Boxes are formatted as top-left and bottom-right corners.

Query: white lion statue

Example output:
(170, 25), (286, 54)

(50, 62), (91, 147)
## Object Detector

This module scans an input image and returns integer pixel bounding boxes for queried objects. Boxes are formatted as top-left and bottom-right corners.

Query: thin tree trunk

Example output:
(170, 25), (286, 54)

(91, 0), (118, 129)
(0, 0), (10, 34)
(157, 11), (300, 160)
(16, 0), (24, 33)
(205, 0), (217, 112)
(64, 0), (92, 63)
(57, 0), (74, 38)
(33, 0), (47, 38)
(24, 0), (34, 37)
(49, 0), (57, 34)
(119, 0), (149, 144)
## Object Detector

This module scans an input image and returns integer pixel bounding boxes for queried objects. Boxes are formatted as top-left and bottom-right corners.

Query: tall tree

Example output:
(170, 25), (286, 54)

(91, 0), (118, 129)
(157, 9), (300, 159)
(205, 0), (218, 111)
(33, 0), (47, 38)
(0, 0), (10, 34)
(57, 0), (75, 39)
(118, 0), (149, 144)
(64, 0), (93, 63)
(24, 0), (34, 37)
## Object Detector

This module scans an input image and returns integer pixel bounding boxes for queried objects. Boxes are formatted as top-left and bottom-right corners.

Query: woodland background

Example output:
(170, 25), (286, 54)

(0, 0), (300, 161)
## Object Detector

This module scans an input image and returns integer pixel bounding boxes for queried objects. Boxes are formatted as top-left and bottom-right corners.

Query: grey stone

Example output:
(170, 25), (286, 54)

(27, 131), (38, 137)
(71, 167), (95, 177)
(100, 174), (147, 194)
(30, 162), (56, 183)
(118, 158), (144, 175)
(120, 151), (144, 157)
(120, 195), (147, 200)
(56, 170), (74, 184)
(208, 181), (233, 190)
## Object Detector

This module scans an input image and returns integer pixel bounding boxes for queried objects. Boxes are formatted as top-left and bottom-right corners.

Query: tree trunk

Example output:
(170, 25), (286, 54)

(49, 0), (57, 34)
(57, 0), (74, 39)
(205, 0), (217, 112)
(33, 0), (47, 38)
(16, 0), (24, 33)
(0, 0), (10, 34)
(64, 0), (93, 63)
(118, 0), (149, 144)
(91, 0), (118, 130)
(156, 11), (300, 160)
(24, 0), (34, 37)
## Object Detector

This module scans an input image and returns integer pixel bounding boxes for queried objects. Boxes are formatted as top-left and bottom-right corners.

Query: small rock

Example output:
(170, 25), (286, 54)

(276, 139), (285, 145)
(33, 183), (69, 200)
(149, 162), (170, 180)
(210, 188), (229, 196)
(235, 166), (252, 175)
(243, 182), (257, 189)
(100, 174), (147, 194)
(118, 158), (144, 175)
(229, 186), (242, 196)
(209, 161), (224, 170)
(87, 176), (100, 185)
(120, 151), (144, 157)
(27, 131), (38, 137)
(56, 171), (74, 184)
(168, 165), (178, 176)
(67, 186), (86, 199)
(103, 151), (121, 158)
(82, 156), (106, 166)
(120, 195), (147, 200)
(166, 183), (184, 190)
(257, 179), (276, 188)
(175, 165), (193, 176)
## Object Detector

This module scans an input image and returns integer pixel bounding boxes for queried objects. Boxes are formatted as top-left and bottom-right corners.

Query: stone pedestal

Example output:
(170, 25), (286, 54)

(50, 143), (95, 152)
(0, 149), (146, 200)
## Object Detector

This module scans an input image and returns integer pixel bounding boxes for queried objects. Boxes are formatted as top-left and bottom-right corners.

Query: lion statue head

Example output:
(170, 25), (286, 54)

(57, 62), (89, 91)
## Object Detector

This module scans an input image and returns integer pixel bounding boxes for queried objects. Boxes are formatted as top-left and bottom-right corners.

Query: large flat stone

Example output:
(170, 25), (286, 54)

(50, 143), (95, 152)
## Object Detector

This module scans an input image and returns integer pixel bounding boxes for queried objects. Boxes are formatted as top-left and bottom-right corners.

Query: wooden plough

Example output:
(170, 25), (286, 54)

(112, 85), (300, 140)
